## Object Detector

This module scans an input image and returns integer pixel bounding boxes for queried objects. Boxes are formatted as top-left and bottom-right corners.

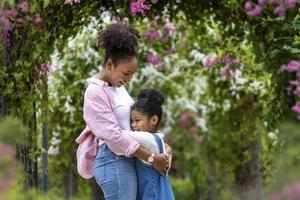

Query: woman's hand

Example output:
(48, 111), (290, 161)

(152, 153), (170, 176)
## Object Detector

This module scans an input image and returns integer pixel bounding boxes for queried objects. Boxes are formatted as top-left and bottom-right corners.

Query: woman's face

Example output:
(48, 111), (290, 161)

(108, 57), (137, 87)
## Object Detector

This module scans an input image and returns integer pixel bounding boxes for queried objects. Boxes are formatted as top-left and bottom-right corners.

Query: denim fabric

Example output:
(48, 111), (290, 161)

(136, 134), (175, 200)
(94, 144), (137, 200)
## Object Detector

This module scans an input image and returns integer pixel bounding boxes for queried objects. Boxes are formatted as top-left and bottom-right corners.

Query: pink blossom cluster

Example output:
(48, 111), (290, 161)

(143, 28), (159, 41)
(244, 0), (296, 17)
(266, 180), (300, 200)
(130, 0), (151, 16)
(64, 0), (81, 5)
(143, 21), (176, 42)
(0, 1), (41, 47)
(0, 144), (16, 194)
(202, 55), (239, 78)
(143, 19), (177, 66)
(178, 112), (204, 144)
(202, 56), (217, 69)
(179, 112), (199, 133)
(281, 60), (300, 120)
(147, 52), (164, 65)
(163, 21), (176, 37)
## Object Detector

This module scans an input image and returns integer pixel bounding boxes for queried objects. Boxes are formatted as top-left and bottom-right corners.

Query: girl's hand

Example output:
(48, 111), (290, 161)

(152, 153), (169, 176)
(164, 143), (172, 171)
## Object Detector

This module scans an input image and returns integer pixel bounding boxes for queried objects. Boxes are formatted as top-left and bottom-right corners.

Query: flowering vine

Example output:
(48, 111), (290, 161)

(244, 0), (297, 17)
(0, 1), (41, 47)
(281, 60), (300, 120)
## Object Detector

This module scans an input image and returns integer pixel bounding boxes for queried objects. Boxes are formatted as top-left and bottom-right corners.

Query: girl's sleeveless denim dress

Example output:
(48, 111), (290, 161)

(135, 134), (175, 200)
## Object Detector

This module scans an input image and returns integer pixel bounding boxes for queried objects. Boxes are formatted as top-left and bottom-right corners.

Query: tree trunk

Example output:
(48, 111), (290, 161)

(233, 140), (263, 200)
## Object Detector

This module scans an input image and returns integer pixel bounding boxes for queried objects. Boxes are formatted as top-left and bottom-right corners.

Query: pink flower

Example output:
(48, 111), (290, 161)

(130, 0), (151, 16)
(288, 60), (300, 71)
(222, 56), (239, 64)
(203, 56), (217, 69)
(130, 2), (140, 16)
(244, 1), (253, 11)
(164, 22), (176, 37)
(221, 65), (230, 77)
(289, 80), (299, 86)
(1, 28), (10, 47)
(40, 63), (55, 73)
(150, 29), (159, 41)
(147, 53), (162, 65)
(259, 0), (267, 5)
(179, 112), (197, 129)
(17, 1), (29, 12)
(284, 0), (296, 8)
(64, 0), (80, 5)
(293, 87), (300, 97)
(0, 17), (12, 30)
(34, 13), (41, 25)
(6, 9), (18, 18)
(0, 144), (15, 156)
(247, 5), (262, 17)
(274, 5), (286, 16)
(291, 104), (300, 113)
(164, 48), (175, 55)
(281, 60), (300, 72)
(143, 31), (151, 40)
(268, 0), (279, 5)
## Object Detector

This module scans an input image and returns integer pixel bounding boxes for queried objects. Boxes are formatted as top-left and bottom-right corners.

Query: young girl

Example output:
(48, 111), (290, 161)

(130, 89), (175, 200)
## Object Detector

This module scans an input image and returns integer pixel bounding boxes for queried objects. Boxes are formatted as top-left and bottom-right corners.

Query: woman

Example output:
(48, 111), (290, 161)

(77, 22), (171, 200)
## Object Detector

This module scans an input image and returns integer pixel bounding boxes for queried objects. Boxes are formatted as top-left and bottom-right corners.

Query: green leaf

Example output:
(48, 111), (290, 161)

(43, 0), (50, 8)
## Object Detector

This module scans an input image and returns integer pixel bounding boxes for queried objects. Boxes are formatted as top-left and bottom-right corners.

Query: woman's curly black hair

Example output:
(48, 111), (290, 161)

(99, 22), (140, 66)
(131, 89), (164, 124)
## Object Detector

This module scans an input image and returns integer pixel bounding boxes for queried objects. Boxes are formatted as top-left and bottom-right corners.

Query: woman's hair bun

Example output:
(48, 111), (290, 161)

(137, 89), (164, 106)
(99, 22), (140, 58)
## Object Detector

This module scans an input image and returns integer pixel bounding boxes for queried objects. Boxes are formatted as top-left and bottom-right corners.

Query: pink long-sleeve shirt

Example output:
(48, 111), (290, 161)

(75, 78), (140, 179)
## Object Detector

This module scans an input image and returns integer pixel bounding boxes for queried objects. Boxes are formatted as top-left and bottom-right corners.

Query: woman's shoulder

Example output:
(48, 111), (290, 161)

(84, 79), (107, 100)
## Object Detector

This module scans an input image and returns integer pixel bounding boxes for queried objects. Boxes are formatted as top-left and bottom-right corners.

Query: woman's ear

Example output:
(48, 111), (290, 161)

(150, 115), (159, 126)
(106, 58), (113, 71)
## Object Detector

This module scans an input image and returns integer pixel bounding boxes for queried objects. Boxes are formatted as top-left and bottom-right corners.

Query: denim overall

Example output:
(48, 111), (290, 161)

(135, 134), (175, 200)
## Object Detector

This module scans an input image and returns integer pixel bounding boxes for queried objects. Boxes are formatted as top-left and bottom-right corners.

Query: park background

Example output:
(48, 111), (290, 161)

(1, 0), (300, 199)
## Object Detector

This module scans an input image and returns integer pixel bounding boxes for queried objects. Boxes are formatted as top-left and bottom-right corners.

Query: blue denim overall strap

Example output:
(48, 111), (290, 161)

(153, 133), (164, 153)
(135, 134), (175, 200)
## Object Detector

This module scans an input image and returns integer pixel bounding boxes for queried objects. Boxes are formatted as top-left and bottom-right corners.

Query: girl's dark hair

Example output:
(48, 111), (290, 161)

(99, 22), (140, 66)
(131, 89), (164, 124)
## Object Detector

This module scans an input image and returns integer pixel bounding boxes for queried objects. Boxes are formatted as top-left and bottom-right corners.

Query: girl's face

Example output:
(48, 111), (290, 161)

(130, 110), (158, 132)
(107, 57), (137, 87)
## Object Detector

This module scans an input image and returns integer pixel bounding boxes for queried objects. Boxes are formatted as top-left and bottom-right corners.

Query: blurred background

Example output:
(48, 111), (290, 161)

(1, 0), (300, 199)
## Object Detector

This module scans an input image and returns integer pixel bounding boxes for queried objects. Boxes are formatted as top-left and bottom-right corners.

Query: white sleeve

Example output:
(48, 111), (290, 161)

(125, 131), (160, 154)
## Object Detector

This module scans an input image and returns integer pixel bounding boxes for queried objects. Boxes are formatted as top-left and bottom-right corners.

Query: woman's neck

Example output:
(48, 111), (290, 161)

(97, 69), (112, 86)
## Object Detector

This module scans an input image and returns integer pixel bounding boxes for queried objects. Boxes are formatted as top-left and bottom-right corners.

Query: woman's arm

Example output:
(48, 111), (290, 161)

(132, 146), (169, 176)
(129, 131), (172, 174)
(84, 85), (140, 156)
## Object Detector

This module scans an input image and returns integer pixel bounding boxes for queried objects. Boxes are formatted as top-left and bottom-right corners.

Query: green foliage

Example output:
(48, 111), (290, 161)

(1, 0), (300, 199)
(0, 116), (27, 145)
